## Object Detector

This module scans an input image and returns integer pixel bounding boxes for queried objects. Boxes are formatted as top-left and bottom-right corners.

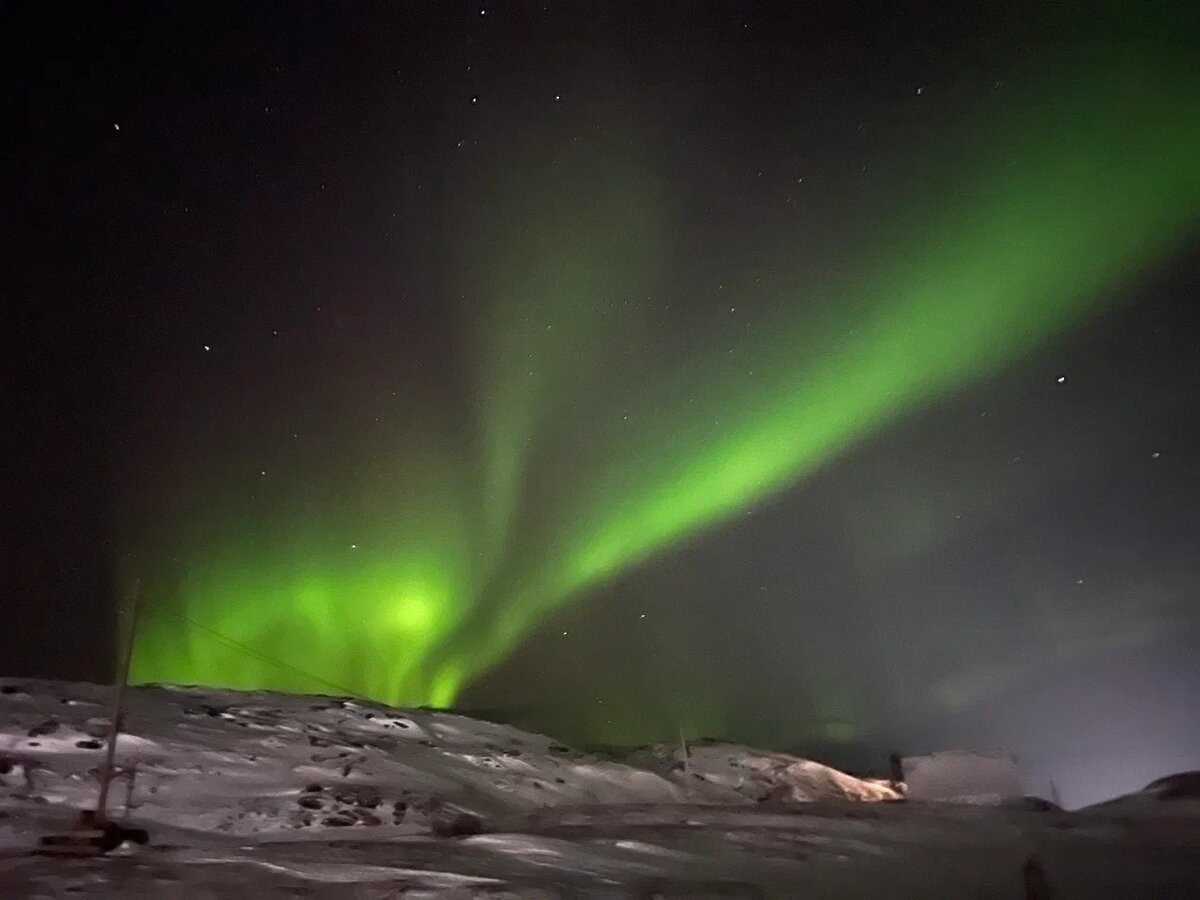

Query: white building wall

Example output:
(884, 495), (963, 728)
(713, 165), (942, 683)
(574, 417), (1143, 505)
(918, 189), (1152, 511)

(902, 750), (1022, 804)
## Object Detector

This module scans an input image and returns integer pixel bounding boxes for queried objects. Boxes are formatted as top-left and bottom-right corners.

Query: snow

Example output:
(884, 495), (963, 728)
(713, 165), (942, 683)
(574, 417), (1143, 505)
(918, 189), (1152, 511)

(1, 679), (1198, 897)
(628, 740), (903, 802)
(0, 680), (745, 844)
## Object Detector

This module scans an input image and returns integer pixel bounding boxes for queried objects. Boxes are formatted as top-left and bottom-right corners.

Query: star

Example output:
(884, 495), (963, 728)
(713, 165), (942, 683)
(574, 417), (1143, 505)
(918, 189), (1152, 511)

(203, 344), (211, 351)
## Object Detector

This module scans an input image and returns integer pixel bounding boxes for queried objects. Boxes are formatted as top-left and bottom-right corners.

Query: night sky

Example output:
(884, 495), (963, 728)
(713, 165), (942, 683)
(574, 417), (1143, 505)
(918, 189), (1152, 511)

(6, 2), (1200, 806)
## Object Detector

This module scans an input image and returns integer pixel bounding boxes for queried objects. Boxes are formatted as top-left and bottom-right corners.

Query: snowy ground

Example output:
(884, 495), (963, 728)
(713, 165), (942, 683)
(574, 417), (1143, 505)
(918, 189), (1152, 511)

(2, 680), (1197, 897)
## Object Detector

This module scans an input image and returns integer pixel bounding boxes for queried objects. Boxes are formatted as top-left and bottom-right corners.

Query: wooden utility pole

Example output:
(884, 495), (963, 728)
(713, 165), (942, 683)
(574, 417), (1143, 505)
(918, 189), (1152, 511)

(37, 579), (150, 855)
(95, 579), (140, 821)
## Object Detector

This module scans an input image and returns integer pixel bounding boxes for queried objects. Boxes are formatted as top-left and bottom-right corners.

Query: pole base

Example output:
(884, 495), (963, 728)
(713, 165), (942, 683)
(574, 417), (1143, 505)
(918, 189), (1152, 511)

(35, 810), (149, 856)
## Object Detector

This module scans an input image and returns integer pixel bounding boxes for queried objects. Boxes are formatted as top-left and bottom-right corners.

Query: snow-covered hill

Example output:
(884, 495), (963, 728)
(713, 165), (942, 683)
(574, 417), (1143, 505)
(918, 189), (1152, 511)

(0, 680), (892, 843)
(2, 679), (1198, 897)
(629, 740), (902, 803)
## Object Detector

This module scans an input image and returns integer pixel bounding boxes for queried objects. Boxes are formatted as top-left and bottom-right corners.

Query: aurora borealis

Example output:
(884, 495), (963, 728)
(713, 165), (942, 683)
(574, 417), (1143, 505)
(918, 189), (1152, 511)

(8, 2), (1200, 800)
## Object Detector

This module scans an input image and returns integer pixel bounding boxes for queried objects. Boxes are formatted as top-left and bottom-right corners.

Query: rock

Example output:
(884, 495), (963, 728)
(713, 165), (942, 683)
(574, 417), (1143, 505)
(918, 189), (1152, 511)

(1022, 854), (1052, 900)
(1146, 771), (1200, 800)
(430, 810), (484, 837)
(354, 789), (382, 809)
(83, 718), (112, 739)
(1001, 796), (1062, 812)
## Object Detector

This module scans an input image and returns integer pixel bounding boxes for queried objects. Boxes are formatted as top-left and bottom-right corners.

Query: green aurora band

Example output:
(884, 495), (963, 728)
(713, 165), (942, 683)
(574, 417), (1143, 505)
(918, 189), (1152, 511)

(131, 33), (1200, 711)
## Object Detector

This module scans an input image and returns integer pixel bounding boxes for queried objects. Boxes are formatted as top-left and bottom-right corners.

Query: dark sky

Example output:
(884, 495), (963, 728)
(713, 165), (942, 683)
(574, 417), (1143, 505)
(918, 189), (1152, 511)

(5, 2), (1199, 807)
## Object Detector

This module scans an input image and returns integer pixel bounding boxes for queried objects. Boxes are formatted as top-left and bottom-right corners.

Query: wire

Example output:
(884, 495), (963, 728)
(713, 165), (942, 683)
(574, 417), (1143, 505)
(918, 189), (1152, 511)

(151, 608), (366, 700)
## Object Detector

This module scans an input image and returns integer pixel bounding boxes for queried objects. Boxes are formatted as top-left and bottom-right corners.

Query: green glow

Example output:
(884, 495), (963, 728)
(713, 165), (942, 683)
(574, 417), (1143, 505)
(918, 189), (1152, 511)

(428, 40), (1200, 681)
(132, 30), (1200, 714)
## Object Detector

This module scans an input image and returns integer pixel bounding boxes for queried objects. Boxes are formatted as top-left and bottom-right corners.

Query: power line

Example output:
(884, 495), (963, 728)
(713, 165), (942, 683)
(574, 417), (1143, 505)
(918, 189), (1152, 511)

(153, 608), (366, 700)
